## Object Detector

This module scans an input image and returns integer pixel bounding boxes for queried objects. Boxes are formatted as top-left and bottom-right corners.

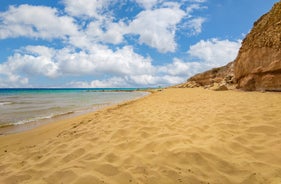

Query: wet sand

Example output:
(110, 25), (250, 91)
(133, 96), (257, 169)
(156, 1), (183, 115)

(0, 88), (281, 184)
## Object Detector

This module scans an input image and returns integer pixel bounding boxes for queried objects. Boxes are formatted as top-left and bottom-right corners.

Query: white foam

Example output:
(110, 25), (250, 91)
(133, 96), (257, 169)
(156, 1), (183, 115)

(0, 101), (13, 106)
(13, 111), (74, 125)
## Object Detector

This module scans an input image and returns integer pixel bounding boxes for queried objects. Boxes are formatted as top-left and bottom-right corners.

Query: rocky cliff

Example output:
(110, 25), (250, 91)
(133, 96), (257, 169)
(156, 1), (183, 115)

(235, 1), (281, 91)
(177, 62), (235, 90)
(179, 1), (281, 91)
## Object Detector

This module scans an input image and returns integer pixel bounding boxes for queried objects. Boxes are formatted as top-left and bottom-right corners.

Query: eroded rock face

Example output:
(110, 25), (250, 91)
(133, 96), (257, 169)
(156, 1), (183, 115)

(178, 1), (281, 91)
(234, 1), (281, 91)
(177, 62), (235, 90)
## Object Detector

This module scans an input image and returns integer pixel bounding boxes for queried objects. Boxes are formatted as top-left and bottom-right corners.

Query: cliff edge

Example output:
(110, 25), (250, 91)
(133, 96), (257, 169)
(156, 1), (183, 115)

(179, 1), (281, 91)
(235, 1), (281, 91)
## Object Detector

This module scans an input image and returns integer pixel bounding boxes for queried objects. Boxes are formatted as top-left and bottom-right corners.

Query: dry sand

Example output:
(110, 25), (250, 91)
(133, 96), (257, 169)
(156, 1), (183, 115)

(0, 88), (281, 184)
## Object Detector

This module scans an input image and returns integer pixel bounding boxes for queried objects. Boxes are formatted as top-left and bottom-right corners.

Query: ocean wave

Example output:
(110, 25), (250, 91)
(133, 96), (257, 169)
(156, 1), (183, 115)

(11, 111), (75, 126)
(0, 91), (149, 132)
(0, 101), (13, 106)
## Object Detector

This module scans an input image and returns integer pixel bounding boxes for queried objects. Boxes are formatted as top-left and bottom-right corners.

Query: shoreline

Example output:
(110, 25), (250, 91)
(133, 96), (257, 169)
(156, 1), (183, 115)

(0, 90), (153, 150)
(1, 88), (281, 184)
(0, 103), (111, 135)
(0, 90), (150, 135)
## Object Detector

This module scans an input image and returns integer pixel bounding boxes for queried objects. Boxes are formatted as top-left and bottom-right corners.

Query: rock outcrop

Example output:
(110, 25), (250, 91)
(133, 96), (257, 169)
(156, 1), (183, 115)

(179, 1), (281, 91)
(177, 62), (235, 90)
(234, 1), (281, 91)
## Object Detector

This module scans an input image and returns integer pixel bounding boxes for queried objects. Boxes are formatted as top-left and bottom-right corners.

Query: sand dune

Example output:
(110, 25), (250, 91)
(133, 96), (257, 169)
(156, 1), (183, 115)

(0, 88), (281, 184)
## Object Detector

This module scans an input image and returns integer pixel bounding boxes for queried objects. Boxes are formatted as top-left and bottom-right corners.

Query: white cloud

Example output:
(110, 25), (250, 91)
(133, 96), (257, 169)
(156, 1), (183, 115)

(186, 4), (207, 17)
(124, 2), (207, 52)
(0, 37), (241, 88)
(127, 6), (186, 53)
(0, 1), (214, 87)
(0, 1), (208, 53)
(5, 51), (59, 78)
(91, 77), (129, 88)
(0, 74), (29, 88)
(158, 58), (203, 76)
(0, 43), (202, 87)
(128, 74), (185, 87)
(186, 17), (206, 35)
(187, 0), (207, 3)
(188, 38), (241, 67)
(68, 77), (128, 88)
(67, 75), (185, 88)
(135, 0), (163, 9)
(86, 21), (126, 44)
(24, 45), (56, 58)
(66, 57), (207, 88)
(0, 44), (155, 86)
(0, 5), (78, 39)
(0, 61), (29, 88)
(55, 45), (153, 76)
(62, 0), (112, 18)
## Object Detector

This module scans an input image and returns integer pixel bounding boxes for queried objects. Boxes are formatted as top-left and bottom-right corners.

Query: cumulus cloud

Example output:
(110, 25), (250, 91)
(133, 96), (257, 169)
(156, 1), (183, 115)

(56, 45), (154, 76)
(0, 60), (29, 88)
(0, 37), (241, 88)
(135, 0), (163, 9)
(62, 0), (112, 18)
(158, 58), (203, 77)
(4, 47), (59, 78)
(65, 57), (207, 88)
(0, 1), (215, 88)
(0, 74), (29, 88)
(0, 1), (208, 52)
(86, 21), (126, 45)
(188, 38), (241, 66)
(67, 77), (129, 88)
(0, 44), (201, 88)
(126, 1), (207, 52)
(127, 6), (186, 53)
(0, 4), (78, 39)
(0, 71), (29, 88)
(0, 44), (155, 86)
(67, 75), (185, 88)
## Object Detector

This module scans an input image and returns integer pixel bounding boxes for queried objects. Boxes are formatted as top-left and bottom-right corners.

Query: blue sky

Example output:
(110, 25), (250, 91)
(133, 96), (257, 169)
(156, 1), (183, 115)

(0, 0), (279, 88)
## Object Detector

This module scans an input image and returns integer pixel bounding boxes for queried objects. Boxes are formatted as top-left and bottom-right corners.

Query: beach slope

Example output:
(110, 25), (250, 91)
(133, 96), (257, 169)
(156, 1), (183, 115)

(1, 88), (281, 184)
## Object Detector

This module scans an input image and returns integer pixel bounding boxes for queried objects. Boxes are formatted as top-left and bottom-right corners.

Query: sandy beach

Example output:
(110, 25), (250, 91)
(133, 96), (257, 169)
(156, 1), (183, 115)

(0, 88), (281, 184)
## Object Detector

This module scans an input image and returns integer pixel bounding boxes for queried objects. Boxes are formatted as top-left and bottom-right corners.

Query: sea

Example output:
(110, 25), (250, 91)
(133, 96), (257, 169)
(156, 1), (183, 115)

(0, 88), (149, 134)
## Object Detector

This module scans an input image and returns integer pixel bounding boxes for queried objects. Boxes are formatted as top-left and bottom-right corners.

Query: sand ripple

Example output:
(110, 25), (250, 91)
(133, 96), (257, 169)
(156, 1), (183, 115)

(1, 88), (281, 183)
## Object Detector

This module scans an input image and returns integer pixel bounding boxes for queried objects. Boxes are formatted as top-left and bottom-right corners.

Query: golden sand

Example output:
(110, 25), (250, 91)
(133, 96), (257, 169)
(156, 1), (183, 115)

(0, 88), (281, 184)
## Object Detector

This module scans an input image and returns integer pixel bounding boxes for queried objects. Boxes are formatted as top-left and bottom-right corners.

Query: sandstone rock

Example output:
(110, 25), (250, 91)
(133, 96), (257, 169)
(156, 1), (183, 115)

(234, 1), (281, 91)
(210, 83), (228, 91)
(177, 62), (235, 89)
(177, 1), (281, 92)
(175, 81), (199, 88)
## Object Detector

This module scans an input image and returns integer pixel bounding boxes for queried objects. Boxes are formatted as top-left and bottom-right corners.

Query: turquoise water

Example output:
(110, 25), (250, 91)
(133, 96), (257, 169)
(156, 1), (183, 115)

(0, 88), (148, 129)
